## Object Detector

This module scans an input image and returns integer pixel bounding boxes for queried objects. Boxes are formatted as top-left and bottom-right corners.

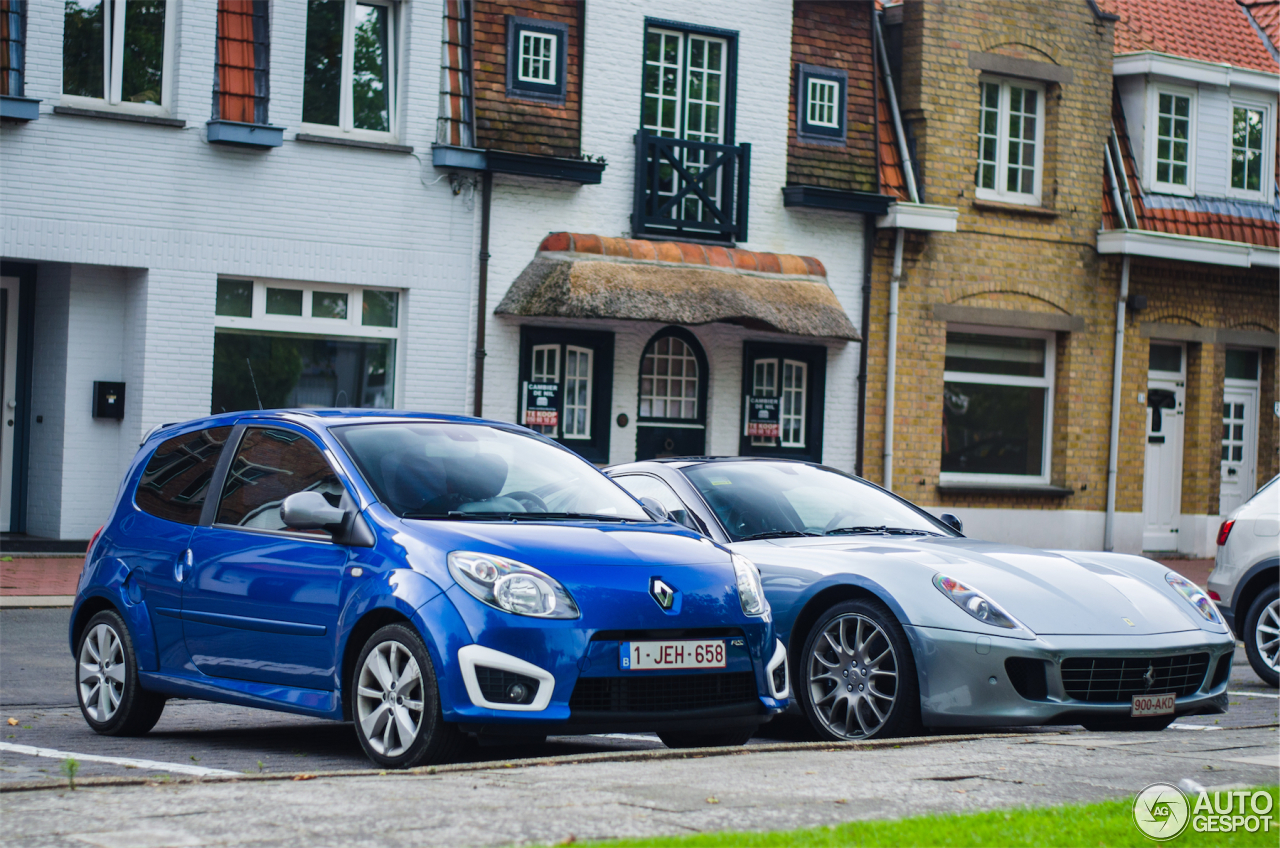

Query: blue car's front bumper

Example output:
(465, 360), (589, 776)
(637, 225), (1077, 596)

(430, 563), (788, 735)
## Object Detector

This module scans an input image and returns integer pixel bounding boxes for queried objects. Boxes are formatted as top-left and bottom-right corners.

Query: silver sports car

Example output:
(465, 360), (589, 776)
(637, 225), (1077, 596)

(608, 458), (1235, 741)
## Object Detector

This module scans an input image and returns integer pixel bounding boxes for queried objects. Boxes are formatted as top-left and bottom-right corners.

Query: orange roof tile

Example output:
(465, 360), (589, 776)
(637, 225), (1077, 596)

(1099, 0), (1278, 73)
(1239, 0), (1280, 49)
(537, 233), (827, 277)
(876, 76), (910, 201)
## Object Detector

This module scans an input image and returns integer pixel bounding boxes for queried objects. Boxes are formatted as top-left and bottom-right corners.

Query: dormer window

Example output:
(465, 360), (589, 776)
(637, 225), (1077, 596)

(1230, 102), (1269, 199)
(1147, 86), (1195, 195)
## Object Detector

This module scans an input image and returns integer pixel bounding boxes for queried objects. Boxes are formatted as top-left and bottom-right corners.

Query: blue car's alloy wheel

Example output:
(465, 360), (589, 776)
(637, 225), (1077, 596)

(75, 610), (166, 736)
(800, 599), (919, 741)
(351, 624), (462, 768)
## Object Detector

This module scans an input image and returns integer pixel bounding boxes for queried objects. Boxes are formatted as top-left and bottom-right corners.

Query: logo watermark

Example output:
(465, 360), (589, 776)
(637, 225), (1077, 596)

(1133, 783), (1275, 840)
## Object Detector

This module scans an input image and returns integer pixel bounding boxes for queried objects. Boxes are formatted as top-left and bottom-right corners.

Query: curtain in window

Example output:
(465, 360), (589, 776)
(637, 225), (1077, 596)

(216, 0), (268, 123)
(0, 0), (23, 96)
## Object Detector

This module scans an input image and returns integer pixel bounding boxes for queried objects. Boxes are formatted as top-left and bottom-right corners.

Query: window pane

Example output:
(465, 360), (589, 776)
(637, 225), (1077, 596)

(352, 2), (389, 131)
(639, 336), (698, 419)
(63, 0), (104, 97)
(266, 287), (303, 315)
(212, 332), (395, 413)
(121, 0), (164, 104)
(945, 332), (1045, 377)
(1225, 348), (1259, 380)
(1231, 107), (1266, 191)
(215, 279), (253, 317)
(1155, 93), (1191, 185)
(1, 0), (25, 97)
(976, 81), (1000, 189)
(312, 291), (348, 319)
(303, 0), (342, 125)
(942, 382), (1046, 476)
(136, 427), (233, 525)
(216, 428), (344, 532)
(362, 290), (398, 326)
(1148, 343), (1182, 373)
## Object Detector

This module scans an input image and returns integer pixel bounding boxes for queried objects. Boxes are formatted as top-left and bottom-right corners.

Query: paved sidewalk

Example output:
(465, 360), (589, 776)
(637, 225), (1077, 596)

(0, 557), (83, 607)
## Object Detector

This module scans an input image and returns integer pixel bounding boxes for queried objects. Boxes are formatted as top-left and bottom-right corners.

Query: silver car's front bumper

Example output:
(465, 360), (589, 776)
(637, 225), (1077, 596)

(905, 625), (1234, 727)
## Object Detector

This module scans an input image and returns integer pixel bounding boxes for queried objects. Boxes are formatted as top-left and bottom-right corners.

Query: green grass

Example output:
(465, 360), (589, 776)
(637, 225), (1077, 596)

(584, 787), (1280, 848)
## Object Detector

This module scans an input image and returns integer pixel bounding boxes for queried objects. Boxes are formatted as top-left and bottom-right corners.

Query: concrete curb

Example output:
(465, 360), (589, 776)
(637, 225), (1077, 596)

(0, 731), (1027, 793)
(0, 596), (75, 608)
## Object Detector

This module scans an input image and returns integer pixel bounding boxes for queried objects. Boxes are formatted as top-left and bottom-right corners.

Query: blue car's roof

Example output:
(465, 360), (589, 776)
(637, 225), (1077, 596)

(143, 409), (527, 446)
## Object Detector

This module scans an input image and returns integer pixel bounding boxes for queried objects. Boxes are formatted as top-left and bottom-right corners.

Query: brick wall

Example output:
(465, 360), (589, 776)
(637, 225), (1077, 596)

(473, 1), (582, 157)
(786, 1), (877, 192)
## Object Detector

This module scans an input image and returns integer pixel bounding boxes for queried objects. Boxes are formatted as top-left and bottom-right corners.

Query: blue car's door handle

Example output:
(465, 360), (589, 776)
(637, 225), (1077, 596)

(174, 549), (193, 583)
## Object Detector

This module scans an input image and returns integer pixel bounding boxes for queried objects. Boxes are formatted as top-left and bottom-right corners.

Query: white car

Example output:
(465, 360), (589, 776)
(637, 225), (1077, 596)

(1207, 475), (1280, 687)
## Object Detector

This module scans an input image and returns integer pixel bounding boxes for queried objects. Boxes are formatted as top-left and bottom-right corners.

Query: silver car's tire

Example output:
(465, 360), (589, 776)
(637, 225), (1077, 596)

(76, 610), (166, 736)
(1243, 584), (1279, 688)
(798, 599), (920, 741)
(350, 624), (462, 768)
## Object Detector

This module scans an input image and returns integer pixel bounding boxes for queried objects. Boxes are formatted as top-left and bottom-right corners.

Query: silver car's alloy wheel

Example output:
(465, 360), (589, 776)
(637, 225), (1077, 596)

(356, 640), (424, 758)
(1256, 598), (1280, 673)
(809, 613), (899, 739)
(79, 622), (126, 723)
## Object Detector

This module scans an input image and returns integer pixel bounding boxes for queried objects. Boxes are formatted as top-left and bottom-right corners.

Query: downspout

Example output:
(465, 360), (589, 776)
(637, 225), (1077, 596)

(1104, 255), (1130, 551)
(856, 216), (875, 478)
(1103, 141), (1129, 230)
(473, 170), (492, 417)
(883, 228), (904, 491)
(874, 13), (918, 204)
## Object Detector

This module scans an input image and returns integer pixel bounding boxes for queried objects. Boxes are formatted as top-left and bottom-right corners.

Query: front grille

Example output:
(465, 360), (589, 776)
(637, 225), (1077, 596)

(1005, 658), (1049, 701)
(475, 666), (539, 705)
(1209, 654), (1233, 689)
(1061, 653), (1210, 703)
(569, 672), (757, 713)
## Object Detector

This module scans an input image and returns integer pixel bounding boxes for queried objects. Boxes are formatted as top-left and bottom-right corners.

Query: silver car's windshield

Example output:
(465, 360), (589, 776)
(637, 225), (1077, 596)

(684, 462), (955, 541)
(334, 423), (650, 521)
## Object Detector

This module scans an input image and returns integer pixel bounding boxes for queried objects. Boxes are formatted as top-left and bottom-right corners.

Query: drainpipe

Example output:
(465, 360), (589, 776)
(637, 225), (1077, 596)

(874, 13), (919, 204)
(1104, 255), (1131, 551)
(883, 228), (905, 492)
(473, 170), (492, 417)
(856, 215), (876, 478)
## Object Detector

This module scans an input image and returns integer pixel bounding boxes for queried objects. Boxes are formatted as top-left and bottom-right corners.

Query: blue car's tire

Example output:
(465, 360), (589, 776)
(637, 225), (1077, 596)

(351, 623), (463, 768)
(798, 598), (921, 741)
(76, 609), (166, 737)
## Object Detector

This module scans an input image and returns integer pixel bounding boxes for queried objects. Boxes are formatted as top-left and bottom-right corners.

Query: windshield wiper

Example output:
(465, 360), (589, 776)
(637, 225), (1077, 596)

(740, 530), (819, 541)
(825, 525), (941, 537)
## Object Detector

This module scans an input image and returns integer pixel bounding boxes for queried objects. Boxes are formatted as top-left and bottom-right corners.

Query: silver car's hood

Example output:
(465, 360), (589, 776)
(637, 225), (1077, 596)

(756, 536), (1199, 636)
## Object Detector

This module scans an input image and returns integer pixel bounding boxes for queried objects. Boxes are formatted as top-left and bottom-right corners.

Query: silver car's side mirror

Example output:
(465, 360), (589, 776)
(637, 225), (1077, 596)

(281, 491), (348, 530)
(638, 496), (670, 521)
(939, 513), (964, 535)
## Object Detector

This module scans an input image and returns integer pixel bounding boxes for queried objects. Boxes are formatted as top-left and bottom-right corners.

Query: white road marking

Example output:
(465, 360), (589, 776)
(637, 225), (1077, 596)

(1169, 723), (1224, 731)
(0, 742), (240, 777)
(1229, 690), (1280, 699)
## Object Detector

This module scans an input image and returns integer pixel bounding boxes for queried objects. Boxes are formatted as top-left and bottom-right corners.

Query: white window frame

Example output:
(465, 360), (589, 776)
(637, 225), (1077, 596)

(60, 0), (177, 117)
(300, 0), (401, 142)
(1226, 96), (1273, 202)
(780, 359), (807, 448)
(806, 78), (840, 129)
(1145, 84), (1197, 197)
(939, 324), (1056, 486)
(562, 345), (592, 440)
(213, 278), (405, 408)
(527, 343), (560, 437)
(517, 30), (557, 85)
(974, 77), (1045, 206)
(747, 357), (778, 447)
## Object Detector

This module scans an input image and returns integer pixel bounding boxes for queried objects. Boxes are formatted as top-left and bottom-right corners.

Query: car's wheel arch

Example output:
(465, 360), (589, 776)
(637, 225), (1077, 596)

(71, 594), (124, 655)
(1233, 557), (1279, 631)
(785, 579), (919, 684)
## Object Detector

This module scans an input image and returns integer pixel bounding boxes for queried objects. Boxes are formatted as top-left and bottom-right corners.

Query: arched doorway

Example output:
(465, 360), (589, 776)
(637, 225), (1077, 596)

(636, 328), (708, 459)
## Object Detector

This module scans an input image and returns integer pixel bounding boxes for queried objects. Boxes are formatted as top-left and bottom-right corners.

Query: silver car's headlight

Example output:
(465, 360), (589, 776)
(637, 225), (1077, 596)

(933, 574), (1025, 631)
(732, 553), (769, 616)
(1166, 572), (1223, 625)
(448, 552), (580, 619)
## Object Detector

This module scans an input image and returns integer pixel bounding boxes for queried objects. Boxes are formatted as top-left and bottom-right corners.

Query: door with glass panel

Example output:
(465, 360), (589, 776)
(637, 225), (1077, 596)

(636, 330), (706, 461)
(1143, 343), (1185, 551)
(0, 276), (18, 531)
(1220, 349), (1261, 516)
(641, 27), (730, 229)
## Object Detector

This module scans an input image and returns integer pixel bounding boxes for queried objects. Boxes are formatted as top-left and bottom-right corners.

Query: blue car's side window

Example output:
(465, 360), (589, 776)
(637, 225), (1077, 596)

(215, 428), (346, 535)
(135, 426), (234, 525)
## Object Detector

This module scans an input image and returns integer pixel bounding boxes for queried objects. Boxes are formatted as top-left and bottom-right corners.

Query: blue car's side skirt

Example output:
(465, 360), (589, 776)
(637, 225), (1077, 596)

(138, 671), (341, 720)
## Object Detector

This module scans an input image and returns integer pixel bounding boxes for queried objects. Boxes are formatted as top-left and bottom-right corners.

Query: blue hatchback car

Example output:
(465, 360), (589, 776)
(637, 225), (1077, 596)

(71, 411), (788, 767)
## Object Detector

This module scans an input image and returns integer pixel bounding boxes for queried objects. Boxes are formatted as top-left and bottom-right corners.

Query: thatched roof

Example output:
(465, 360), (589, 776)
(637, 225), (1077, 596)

(495, 234), (859, 341)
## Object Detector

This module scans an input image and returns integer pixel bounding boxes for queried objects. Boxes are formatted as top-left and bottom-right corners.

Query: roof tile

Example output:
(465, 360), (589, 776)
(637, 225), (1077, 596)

(1099, 0), (1278, 73)
(536, 234), (828, 277)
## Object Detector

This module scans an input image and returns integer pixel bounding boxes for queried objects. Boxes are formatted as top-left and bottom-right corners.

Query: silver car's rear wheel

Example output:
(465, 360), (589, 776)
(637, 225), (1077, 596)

(79, 622), (125, 723)
(356, 639), (425, 758)
(807, 612), (900, 739)
(1254, 596), (1279, 674)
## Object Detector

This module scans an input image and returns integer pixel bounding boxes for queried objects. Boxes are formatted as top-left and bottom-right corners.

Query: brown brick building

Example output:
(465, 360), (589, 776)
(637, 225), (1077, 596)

(864, 0), (1278, 554)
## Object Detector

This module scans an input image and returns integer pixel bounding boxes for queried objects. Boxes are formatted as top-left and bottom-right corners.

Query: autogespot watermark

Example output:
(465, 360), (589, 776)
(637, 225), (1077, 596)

(1133, 783), (1276, 840)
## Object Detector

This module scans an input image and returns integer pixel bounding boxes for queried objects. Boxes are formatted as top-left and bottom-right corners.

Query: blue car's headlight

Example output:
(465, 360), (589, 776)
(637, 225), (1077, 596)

(1165, 572), (1223, 626)
(732, 553), (769, 616)
(933, 574), (1025, 631)
(448, 552), (580, 619)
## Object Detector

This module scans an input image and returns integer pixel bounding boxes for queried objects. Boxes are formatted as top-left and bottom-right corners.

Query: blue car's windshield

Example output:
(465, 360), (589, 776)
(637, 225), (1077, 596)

(684, 462), (954, 541)
(333, 422), (650, 521)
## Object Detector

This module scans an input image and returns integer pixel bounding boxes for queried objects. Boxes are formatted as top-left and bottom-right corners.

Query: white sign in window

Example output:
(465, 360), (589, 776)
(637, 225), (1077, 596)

(806, 78), (840, 128)
(529, 343), (560, 436)
(518, 30), (557, 84)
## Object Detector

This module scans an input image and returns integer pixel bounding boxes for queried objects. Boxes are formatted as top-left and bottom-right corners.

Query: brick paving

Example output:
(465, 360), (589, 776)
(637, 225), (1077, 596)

(0, 558), (83, 597)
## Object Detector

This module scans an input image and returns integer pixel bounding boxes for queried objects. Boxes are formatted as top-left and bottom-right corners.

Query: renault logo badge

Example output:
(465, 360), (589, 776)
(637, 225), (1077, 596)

(650, 577), (676, 611)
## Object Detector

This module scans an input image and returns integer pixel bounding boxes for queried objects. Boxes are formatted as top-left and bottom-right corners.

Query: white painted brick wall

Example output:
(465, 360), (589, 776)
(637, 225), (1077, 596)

(480, 0), (866, 470)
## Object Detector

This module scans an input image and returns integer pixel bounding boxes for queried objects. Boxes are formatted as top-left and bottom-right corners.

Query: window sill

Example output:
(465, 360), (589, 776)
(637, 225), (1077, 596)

(53, 105), (185, 128)
(295, 132), (413, 154)
(937, 481), (1074, 497)
(971, 199), (1057, 218)
(0, 95), (41, 122)
(208, 120), (284, 148)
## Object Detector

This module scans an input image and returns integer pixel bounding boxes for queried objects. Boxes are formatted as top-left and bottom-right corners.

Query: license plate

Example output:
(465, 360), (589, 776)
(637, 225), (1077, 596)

(621, 640), (726, 670)
(1131, 693), (1176, 717)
